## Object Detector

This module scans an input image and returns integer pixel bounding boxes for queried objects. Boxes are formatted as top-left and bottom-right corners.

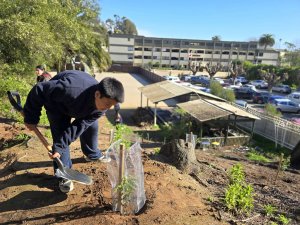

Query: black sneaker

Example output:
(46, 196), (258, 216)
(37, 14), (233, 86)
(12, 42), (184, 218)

(59, 179), (74, 193)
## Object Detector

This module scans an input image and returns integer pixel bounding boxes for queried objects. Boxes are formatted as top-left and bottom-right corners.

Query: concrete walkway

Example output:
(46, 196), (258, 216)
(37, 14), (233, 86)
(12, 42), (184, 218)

(95, 72), (169, 109)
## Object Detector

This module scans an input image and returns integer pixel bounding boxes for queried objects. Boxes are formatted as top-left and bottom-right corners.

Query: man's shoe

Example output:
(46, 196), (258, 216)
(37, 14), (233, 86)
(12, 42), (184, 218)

(59, 179), (74, 193)
(85, 155), (111, 163)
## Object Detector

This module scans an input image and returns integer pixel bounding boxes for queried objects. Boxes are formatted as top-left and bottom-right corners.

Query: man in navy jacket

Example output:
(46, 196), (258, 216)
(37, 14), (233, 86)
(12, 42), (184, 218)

(23, 70), (124, 193)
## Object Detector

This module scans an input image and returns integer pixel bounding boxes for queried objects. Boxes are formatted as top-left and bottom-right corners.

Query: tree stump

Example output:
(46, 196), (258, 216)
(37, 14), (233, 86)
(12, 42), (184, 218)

(291, 140), (300, 169)
(160, 139), (196, 172)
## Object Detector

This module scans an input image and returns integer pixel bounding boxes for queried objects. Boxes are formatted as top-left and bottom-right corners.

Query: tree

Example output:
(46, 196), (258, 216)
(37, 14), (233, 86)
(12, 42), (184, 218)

(259, 68), (288, 93)
(204, 62), (223, 80)
(229, 60), (244, 85)
(259, 34), (275, 50)
(0, 0), (111, 73)
(211, 35), (221, 42)
(188, 61), (201, 75)
(284, 42), (296, 51)
(105, 15), (137, 35)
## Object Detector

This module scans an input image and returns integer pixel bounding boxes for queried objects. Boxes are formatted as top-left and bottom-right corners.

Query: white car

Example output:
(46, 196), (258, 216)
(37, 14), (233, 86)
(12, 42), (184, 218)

(213, 77), (225, 84)
(249, 80), (268, 89)
(273, 99), (300, 113)
(163, 75), (180, 82)
(239, 84), (257, 93)
(287, 92), (300, 104)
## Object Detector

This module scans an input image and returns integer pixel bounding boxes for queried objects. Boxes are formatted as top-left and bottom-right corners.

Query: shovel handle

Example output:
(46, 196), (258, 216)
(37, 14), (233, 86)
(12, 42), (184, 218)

(7, 91), (52, 152)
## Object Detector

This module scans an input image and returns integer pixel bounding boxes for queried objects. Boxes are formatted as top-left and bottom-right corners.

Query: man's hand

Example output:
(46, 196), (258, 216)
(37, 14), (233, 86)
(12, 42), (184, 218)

(48, 151), (61, 160)
(25, 123), (37, 131)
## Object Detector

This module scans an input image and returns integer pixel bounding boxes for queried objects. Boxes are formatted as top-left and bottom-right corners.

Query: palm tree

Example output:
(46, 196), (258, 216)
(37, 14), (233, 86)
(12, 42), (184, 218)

(259, 34), (275, 50)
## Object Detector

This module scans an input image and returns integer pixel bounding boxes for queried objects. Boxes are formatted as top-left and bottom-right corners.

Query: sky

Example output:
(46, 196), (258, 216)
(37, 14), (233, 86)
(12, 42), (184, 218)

(98, 0), (300, 48)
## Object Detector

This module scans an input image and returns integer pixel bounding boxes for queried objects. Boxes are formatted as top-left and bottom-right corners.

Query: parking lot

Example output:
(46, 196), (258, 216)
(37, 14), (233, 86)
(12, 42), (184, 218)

(166, 74), (300, 124)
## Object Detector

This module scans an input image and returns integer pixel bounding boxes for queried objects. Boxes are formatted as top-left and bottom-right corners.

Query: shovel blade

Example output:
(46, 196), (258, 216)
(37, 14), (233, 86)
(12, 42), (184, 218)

(54, 158), (93, 185)
(55, 168), (93, 185)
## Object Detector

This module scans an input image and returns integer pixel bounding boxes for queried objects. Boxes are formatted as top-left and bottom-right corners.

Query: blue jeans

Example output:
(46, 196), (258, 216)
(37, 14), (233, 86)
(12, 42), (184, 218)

(47, 111), (102, 173)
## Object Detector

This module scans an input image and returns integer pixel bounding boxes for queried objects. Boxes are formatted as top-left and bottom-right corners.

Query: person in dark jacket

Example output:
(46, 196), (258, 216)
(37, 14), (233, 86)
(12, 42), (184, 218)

(35, 65), (52, 83)
(23, 70), (124, 193)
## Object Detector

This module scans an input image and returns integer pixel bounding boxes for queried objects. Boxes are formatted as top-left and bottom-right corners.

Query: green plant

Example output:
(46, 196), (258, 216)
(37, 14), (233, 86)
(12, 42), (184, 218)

(224, 163), (254, 214)
(15, 133), (30, 142)
(44, 129), (52, 139)
(265, 104), (282, 117)
(264, 204), (276, 216)
(153, 147), (160, 155)
(113, 124), (134, 149)
(207, 196), (215, 202)
(246, 151), (271, 163)
(228, 163), (245, 184)
(277, 214), (290, 225)
(115, 176), (136, 205)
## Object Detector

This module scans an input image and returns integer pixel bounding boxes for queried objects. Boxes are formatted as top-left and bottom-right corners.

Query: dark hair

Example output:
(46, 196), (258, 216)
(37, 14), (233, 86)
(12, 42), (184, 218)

(97, 77), (124, 103)
(36, 65), (45, 71)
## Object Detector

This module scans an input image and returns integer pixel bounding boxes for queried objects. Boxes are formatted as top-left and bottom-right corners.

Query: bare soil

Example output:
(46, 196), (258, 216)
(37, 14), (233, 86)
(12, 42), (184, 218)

(0, 113), (299, 225)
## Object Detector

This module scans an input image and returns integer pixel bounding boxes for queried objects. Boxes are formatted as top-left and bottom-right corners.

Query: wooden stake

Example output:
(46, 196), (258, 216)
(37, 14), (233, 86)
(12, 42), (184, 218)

(117, 144), (125, 214)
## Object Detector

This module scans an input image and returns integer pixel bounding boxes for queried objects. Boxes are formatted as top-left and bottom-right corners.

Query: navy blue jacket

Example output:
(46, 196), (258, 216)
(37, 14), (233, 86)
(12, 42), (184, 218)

(24, 70), (104, 155)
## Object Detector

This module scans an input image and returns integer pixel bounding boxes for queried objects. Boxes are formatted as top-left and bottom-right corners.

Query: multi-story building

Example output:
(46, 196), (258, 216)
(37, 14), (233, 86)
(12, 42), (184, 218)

(108, 34), (279, 68)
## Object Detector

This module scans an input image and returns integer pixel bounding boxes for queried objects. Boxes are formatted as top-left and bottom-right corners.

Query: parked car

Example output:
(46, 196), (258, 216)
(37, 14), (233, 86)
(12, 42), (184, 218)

(252, 92), (271, 104)
(163, 75), (180, 82)
(267, 95), (285, 104)
(234, 89), (256, 99)
(179, 74), (191, 82)
(272, 84), (291, 94)
(190, 76), (210, 86)
(212, 77), (224, 84)
(273, 99), (300, 113)
(236, 76), (248, 84)
(239, 84), (257, 92)
(235, 100), (248, 108)
(287, 92), (300, 104)
(249, 80), (268, 89)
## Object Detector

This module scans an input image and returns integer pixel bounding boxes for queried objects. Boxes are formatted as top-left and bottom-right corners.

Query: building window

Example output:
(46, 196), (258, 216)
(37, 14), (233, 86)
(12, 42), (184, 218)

(162, 56), (170, 60)
(224, 43), (231, 48)
(172, 49), (179, 53)
(173, 41), (180, 45)
(135, 39), (143, 44)
(206, 42), (213, 47)
(214, 51), (220, 54)
(181, 49), (188, 53)
(153, 56), (160, 60)
(128, 38), (131, 41)
(154, 48), (161, 52)
(134, 47), (143, 51)
(134, 55), (142, 59)
(249, 44), (257, 49)
(180, 57), (184, 60)
(144, 39), (153, 44)
(206, 50), (213, 54)
(163, 40), (171, 44)
(144, 47), (152, 51)
(222, 51), (230, 55)
(171, 57), (179, 60)
(154, 40), (162, 45)
(232, 51), (238, 55)
(233, 43), (240, 48)
(144, 56), (152, 59)
(162, 48), (170, 52)
(248, 52), (254, 56)
(128, 55), (133, 59)
(241, 44), (248, 48)
(128, 46), (134, 51)
(183, 41), (189, 45)
(215, 43), (223, 47)
(239, 52), (246, 55)
(259, 52), (263, 56)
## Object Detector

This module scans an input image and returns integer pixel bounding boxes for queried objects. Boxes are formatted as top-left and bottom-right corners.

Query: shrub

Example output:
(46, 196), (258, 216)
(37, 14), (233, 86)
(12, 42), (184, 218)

(225, 163), (254, 214)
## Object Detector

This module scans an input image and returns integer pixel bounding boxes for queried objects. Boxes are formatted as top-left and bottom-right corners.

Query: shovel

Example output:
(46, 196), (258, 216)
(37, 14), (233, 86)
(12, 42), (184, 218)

(7, 91), (93, 185)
